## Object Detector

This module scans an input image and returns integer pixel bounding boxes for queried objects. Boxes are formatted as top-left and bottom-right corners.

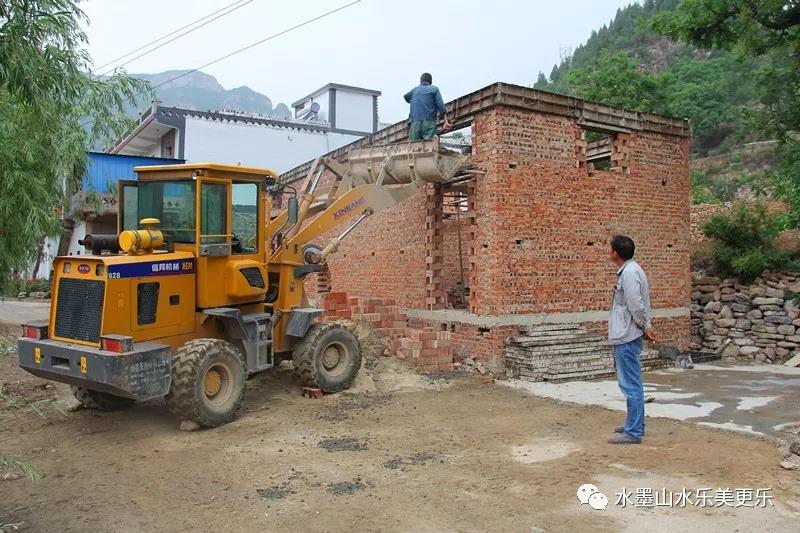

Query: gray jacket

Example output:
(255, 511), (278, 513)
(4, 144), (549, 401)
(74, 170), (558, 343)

(609, 259), (651, 346)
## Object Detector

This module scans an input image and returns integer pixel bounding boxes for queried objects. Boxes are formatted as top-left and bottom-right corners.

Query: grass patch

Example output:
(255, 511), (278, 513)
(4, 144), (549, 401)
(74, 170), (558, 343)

(0, 338), (15, 357)
(0, 517), (26, 532)
(0, 384), (65, 418)
(0, 455), (42, 480)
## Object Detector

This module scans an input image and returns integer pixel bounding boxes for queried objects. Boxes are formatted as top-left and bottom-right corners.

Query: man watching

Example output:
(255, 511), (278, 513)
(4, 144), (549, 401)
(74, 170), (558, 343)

(404, 72), (451, 140)
(608, 235), (656, 445)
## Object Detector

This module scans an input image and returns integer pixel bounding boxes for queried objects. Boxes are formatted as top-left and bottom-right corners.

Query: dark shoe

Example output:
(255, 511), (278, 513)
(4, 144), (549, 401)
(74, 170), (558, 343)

(608, 433), (641, 445)
(614, 426), (625, 433)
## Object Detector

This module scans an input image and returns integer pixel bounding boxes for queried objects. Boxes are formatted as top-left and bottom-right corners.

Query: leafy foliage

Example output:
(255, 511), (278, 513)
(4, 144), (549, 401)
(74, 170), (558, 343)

(0, 0), (150, 287)
(565, 51), (667, 113)
(702, 203), (791, 280)
(653, 0), (800, 225)
(690, 170), (720, 204)
(534, 0), (762, 154)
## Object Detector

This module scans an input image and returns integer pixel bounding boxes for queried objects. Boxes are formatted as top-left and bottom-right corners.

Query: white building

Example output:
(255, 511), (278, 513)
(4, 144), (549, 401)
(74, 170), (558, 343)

(111, 83), (382, 174)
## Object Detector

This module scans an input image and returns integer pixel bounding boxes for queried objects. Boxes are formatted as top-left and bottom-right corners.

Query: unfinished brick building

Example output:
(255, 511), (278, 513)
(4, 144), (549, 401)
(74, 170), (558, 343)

(278, 82), (691, 374)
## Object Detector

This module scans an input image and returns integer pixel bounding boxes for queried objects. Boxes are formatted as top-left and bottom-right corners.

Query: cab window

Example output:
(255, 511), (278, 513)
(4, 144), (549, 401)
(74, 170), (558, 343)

(201, 182), (227, 244)
(232, 182), (258, 254)
(138, 181), (196, 243)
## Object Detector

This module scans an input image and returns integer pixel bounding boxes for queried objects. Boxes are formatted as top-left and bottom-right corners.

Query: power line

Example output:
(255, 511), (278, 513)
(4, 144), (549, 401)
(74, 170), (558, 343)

(93, 0), (254, 75)
(148, 0), (362, 92)
(83, 0), (363, 129)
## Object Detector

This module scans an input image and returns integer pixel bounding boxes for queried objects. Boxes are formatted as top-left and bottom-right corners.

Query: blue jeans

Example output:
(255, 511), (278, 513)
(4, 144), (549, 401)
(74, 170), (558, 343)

(613, 336), (645, 440)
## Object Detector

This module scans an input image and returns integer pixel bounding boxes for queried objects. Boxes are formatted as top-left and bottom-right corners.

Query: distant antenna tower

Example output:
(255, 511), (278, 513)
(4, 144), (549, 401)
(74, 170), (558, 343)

(559, 46), (572, 63)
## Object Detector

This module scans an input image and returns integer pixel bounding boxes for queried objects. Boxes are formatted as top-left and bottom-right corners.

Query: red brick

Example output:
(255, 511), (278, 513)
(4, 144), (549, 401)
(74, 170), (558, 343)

(300, 99), (691, 362)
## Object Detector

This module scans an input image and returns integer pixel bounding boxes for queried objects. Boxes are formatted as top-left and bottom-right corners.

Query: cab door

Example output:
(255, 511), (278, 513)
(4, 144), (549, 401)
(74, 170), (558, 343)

(195, 178), (232, 308)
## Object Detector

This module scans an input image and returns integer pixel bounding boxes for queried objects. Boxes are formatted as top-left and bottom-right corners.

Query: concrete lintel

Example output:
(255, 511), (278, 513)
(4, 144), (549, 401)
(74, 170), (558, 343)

(402, 306), (689, 327)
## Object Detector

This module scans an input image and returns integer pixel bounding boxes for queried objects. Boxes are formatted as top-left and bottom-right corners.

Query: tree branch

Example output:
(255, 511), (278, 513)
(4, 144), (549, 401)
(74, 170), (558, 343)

(749, 1), (800, 31)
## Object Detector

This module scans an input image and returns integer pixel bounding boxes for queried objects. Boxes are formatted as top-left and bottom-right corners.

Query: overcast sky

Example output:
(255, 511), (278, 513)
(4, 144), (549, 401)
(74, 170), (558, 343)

(82, 0), (634, 123)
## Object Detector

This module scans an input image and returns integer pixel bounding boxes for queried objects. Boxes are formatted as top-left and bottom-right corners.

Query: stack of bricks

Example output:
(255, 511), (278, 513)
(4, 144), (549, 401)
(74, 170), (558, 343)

(320, 292), (353, 321)
(318, 292), (454, 371)
(396, 328), (454, 372)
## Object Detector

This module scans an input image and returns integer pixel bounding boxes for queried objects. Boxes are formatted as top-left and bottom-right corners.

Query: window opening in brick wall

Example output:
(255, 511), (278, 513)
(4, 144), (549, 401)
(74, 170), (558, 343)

(585, 131), (613, 171)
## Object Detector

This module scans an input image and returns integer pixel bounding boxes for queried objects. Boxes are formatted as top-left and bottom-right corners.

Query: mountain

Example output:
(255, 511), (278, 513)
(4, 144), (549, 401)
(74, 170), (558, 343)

(533, 0), (763, 156)
(130, 70), (291, 118)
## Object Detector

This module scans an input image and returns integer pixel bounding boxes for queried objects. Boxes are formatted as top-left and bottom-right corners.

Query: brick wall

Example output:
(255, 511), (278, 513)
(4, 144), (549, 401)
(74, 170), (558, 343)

(407, 317), (518, 369)
(293, 167), (431, 308)
(469, 106), (690, 316)
(283, 101), (690, 363)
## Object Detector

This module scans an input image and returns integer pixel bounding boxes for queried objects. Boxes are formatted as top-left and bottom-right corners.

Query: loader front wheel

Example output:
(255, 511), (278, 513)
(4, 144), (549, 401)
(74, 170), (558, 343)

(293, 323), (361, 393)
(165, 339), (246, 428)
(71, 386), (135, 411)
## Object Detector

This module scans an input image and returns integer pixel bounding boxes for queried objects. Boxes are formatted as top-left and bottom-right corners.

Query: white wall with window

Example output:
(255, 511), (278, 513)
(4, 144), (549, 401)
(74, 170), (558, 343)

(183, 117), (360, 174)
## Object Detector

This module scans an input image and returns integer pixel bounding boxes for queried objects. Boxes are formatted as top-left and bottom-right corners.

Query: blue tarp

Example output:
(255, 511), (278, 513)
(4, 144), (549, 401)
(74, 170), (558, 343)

(83, 152), (184, 193)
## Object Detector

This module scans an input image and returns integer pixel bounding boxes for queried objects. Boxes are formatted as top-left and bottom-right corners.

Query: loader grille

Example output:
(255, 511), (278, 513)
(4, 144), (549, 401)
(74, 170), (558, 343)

(54, 278), (105, 343)
(240, 267), (265, 289)
(137, 282), (159, 325)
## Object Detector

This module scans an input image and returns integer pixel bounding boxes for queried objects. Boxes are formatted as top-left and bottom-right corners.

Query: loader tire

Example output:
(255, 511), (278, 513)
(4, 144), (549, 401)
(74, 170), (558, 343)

(71, 386), (135, 411)
(293, 323), (361, 393)
(165, 339), (246, 428)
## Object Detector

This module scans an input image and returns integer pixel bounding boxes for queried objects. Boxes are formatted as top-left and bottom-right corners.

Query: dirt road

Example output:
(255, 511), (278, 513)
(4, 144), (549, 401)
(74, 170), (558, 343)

(1, 322), (798, 532)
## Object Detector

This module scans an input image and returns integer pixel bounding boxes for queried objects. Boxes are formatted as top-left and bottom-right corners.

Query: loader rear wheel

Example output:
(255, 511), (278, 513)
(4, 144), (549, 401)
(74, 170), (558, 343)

(165, 339), (246, 428)
(71, 386), (135, 411)
(293, 323), (361, 393)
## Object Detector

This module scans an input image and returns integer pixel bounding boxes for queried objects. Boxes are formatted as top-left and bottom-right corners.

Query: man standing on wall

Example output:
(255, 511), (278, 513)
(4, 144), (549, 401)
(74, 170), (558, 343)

(608, 235), (656, 445)
(404, 73), (451, 140)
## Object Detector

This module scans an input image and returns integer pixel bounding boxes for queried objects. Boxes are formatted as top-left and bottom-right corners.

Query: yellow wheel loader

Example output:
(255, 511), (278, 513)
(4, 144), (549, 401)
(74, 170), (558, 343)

(17, 139), (468, 427)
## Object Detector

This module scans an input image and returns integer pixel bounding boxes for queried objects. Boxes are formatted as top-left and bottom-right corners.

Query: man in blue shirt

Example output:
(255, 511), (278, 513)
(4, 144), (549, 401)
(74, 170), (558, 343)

(404, 73), (450, 140)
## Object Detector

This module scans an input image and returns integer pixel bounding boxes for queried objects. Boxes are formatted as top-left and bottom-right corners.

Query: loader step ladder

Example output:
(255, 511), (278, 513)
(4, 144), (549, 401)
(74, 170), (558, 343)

(203, 308), (273, 373)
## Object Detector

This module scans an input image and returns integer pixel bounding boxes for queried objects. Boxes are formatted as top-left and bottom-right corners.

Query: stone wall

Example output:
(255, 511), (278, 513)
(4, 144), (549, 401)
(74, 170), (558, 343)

(691, 271), (800, 362)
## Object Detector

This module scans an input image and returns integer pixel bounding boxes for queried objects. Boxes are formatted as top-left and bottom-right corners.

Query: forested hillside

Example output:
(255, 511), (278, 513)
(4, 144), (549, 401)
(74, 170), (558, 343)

(534, 0), (764, 156)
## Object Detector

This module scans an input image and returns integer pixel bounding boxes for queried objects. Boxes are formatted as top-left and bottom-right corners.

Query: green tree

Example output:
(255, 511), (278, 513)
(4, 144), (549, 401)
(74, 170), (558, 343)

(0, 0), (149, 287)
(654, 0), (800, 223)
(664, 54), (757, 151)
(533, 0), (765, 153)
(565, 50), (667, 112)
(703, 202), (790, 281)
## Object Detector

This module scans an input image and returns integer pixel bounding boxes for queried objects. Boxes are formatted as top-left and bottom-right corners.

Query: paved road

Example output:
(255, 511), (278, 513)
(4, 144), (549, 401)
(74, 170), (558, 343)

(0, 298), (49, 326)
(505, 362), (800, 441)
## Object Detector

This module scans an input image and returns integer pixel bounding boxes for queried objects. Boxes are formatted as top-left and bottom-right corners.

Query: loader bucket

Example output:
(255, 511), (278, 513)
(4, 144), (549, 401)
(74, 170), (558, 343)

(344, 138), (468, 185)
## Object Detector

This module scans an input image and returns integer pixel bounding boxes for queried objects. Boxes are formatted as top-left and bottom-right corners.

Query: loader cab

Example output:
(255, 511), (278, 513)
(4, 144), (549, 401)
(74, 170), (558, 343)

(121, 163), (279, 308)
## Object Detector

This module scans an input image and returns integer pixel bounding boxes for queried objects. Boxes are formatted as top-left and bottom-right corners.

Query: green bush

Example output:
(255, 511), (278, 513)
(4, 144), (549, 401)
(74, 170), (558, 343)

(690, 170), (719, 204)
(702, 203), (793, 281)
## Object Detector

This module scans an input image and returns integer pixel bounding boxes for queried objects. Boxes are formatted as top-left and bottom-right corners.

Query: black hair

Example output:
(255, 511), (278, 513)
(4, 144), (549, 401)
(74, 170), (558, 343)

(420, 72), (432, 84)
(610, 234), (635, 260)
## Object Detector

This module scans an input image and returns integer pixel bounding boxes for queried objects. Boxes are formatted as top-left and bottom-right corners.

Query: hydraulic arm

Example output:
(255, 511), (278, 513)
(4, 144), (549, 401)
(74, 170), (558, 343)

(267, 138), (468, 351)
